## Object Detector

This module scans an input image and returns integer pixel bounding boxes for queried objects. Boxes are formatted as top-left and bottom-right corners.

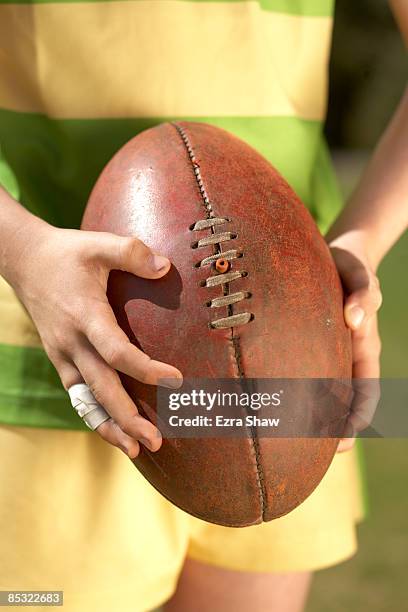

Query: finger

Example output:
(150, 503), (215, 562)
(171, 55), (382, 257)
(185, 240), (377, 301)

(344, 277), (382, 330)
(337, 416), (358, 454)
(83, 302), (183, 388)
(97, 418), (141, 459)
(337, 380), (380, 454)
(88, 232), (171, 279)
(73, 341), (163, 452)
(337, 437), (356, 453)
(56, 359), (141, 458)
(349, 378), (381, 433)
(54, 358), (84, 390)
(337, 317), (382, 452)
(351, 315), (382, 378)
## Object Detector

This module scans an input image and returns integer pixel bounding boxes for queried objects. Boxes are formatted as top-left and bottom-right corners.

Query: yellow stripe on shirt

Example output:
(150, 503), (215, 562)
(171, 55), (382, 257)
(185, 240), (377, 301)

(0, 1), (332, 120)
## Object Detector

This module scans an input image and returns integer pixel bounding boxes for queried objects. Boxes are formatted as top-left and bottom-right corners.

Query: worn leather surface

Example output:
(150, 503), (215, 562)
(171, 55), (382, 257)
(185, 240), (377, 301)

(82, 122), (352, 527)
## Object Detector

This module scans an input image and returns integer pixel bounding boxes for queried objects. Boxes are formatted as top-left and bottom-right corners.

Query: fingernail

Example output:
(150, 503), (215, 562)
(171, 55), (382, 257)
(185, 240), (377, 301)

(160, 376), (183, 389)
(140, 437), (153, 451)
(150, 254), (170, 272)
(348, 306), (365, 329)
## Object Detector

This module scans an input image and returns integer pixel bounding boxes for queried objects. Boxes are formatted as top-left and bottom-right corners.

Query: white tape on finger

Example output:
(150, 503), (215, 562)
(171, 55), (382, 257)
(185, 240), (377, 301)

(68, 383), (110, 431)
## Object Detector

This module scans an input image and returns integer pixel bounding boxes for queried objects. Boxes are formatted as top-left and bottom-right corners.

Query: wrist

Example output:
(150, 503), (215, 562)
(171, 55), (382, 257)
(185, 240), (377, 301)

(0, 208), (53, 291)
(325, 229), (381, 273)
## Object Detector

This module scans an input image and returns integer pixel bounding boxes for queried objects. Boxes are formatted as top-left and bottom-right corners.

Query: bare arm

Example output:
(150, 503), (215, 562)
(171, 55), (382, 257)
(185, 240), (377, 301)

(0, 187), (48, 284)
(327, 2), (408, 451)
(326, 86), (408, 270)
(389, 0), (408, 46)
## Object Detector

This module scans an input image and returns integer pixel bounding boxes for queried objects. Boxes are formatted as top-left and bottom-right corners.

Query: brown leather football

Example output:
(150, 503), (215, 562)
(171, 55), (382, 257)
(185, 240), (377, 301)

(81, 121), (352, 527)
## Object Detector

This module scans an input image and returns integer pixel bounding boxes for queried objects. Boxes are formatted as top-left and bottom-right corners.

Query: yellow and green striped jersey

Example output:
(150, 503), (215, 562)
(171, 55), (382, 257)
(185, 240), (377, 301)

(0, 0), (342, 429)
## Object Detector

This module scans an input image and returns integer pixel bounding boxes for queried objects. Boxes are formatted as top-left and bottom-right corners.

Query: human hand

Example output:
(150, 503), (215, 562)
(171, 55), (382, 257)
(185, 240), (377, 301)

(9, 220), (183, 458)
(328, 231), (383, 453)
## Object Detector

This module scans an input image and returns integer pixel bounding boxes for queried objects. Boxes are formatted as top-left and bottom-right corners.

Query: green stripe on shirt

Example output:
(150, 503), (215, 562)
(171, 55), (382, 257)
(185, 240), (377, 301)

(0, 109), (341, 232)
(0, 343), (87, 430)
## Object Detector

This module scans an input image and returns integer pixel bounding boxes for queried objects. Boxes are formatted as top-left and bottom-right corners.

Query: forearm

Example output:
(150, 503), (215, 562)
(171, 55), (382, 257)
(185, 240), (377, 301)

(390, 0), (408, 47)
(0, 186), (50, 286)
(326, 86), (408, 271)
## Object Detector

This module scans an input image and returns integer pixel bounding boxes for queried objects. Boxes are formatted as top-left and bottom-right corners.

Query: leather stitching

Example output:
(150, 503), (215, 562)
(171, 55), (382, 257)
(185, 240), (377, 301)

(172, 121), (265, 520)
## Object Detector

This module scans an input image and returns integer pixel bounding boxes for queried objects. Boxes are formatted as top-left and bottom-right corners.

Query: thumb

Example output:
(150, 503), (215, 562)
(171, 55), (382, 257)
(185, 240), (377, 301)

(344, 279), (382, 330)
(98, 233), (171, 279)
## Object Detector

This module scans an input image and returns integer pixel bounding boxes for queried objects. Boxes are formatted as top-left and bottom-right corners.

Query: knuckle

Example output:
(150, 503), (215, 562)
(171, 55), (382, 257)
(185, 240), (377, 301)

(52, 327), (77, 354)
(374, 291), (383, 310)
(118, 419), (137, 437)
(60, 298), (87, 328)
(83, 317), (113, 352)
(104, 341), (129, 369)
(44, 346), (63, 366)
(137, 355), (153, 383)
(120, 236), (146, 264)
(87, 375), (115, 407)
(87, 381), (104, 405)
(85, 318), (104, 341)
(369, 276), (383, 308)
(70, 304), (90, 330)
(51, 309), (88, 353)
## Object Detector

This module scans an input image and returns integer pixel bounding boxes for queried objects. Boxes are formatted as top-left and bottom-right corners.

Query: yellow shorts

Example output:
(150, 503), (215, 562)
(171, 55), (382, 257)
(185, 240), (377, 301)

(0, 425), (364, 612)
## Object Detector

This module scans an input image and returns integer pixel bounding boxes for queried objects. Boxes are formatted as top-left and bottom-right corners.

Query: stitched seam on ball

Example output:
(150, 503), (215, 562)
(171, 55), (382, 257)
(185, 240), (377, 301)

(172, 122), (253, 329)
(249, 433), (267, 520)
(230, 335), (244, 377)
(230, 335), (266, 520)
(172, 121), (266, 519)
(171, 122), (214, 219)
(171, 122), (232, 330)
